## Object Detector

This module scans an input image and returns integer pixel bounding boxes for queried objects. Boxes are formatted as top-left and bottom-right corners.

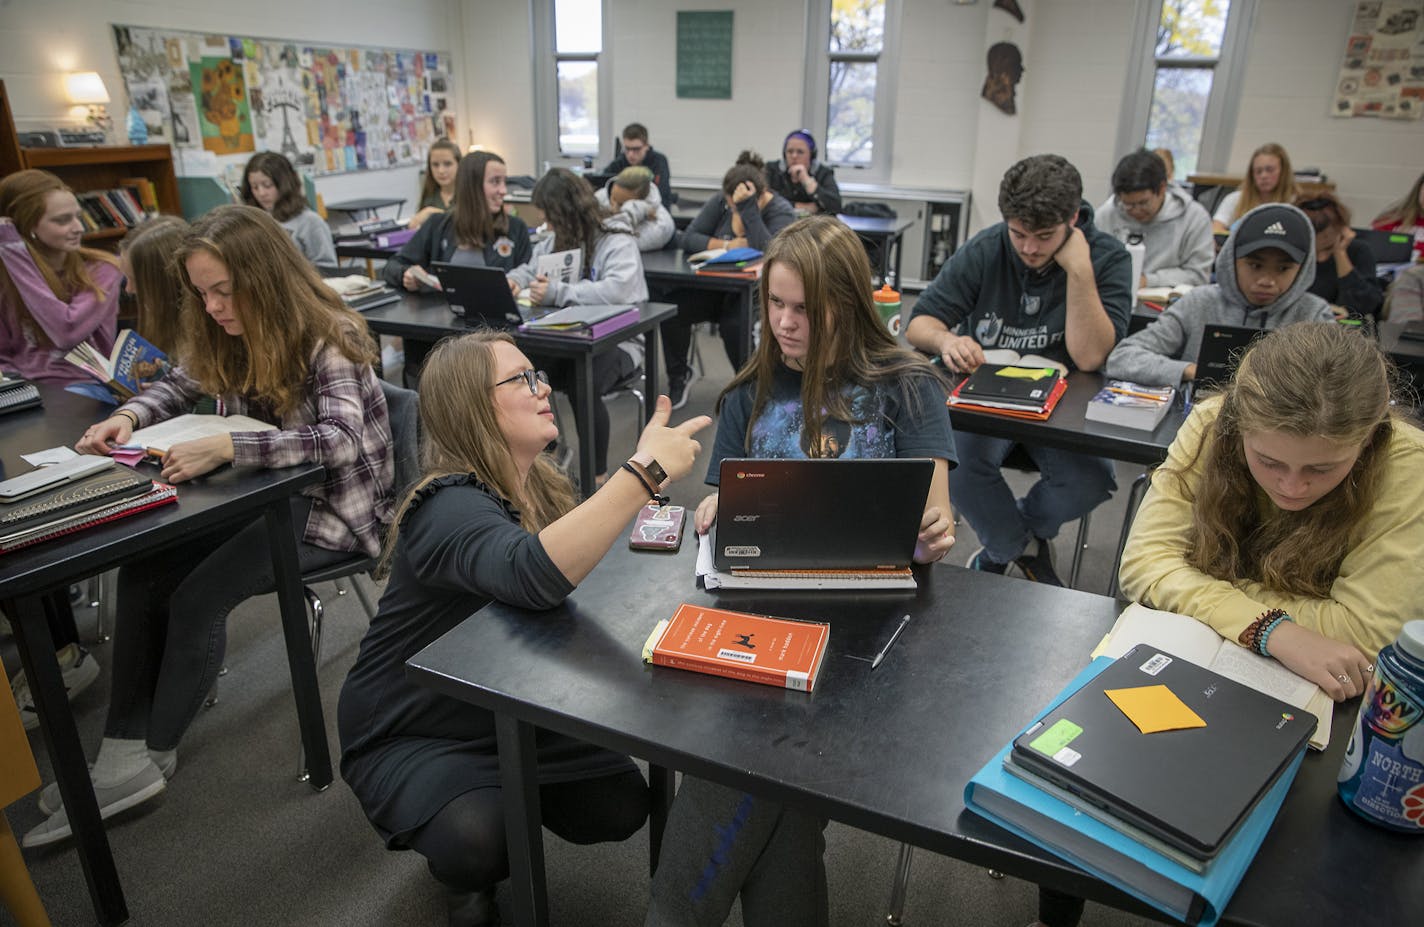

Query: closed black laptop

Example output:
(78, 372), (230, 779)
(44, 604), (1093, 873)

(1011, 645), (1314, 860)
(713, 458), (933, 572)
(1193, 323), (1263, 391)
(431, 262), (529, 329)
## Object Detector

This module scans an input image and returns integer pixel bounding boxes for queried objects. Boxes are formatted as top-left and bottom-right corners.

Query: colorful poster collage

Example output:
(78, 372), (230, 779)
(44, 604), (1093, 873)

(112, 25), (454, 174)
(1333, 1), (1424, 119)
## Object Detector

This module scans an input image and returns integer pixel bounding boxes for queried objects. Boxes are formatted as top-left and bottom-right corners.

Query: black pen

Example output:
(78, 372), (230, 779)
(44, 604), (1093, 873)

(871, 614), (912, 670)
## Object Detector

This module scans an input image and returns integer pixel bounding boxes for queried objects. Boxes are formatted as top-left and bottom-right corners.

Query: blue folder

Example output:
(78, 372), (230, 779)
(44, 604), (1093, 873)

(964, 657), (1305, 926)
(701, 246), (763, 265)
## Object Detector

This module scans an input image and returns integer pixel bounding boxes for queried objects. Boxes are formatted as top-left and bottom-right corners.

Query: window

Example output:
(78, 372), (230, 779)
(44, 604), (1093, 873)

(1116, 0), (1256, 178)
(805, 0), (901, 180)
(553, 0), (602, 157)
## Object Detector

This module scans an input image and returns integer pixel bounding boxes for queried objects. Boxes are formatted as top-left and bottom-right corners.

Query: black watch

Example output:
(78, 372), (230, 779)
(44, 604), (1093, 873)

(643, 458), (668, 486)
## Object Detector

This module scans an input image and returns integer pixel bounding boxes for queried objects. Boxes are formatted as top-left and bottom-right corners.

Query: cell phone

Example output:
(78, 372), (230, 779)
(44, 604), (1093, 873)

(629, 503), (686, 552)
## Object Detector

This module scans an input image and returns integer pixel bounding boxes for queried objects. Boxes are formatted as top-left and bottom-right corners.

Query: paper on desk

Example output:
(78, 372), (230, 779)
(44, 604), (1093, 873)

(995, 366), (1057, 381)
(1105, 685), (1206, 734)
(22, 447), (79, 467)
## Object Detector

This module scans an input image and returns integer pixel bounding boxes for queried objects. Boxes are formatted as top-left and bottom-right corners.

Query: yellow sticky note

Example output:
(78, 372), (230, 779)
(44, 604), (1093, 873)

(994, 366), (1056, 381)
(1104, 685), (1206, 734)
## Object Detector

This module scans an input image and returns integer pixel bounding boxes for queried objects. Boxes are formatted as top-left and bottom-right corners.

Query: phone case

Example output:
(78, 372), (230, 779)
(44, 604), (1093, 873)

(629, 504), (686, 551)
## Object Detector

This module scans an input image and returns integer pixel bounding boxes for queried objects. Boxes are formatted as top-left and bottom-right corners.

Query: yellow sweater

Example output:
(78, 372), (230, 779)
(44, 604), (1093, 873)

(1119, 399), (1424, 657)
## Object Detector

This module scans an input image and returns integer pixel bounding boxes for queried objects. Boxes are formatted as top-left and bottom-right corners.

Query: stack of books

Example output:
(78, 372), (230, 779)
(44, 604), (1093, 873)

(688, 247), (764, 279)
(322, 275), (400, 311)
(1084, 380), (1176, 430)
(519, 304), (640, 340)
(948, 356), (1067, 421)
(0, 458), (176, 555)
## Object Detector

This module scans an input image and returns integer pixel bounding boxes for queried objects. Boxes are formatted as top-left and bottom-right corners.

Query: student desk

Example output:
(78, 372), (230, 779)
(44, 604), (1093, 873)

(947, 370), (1188, 595)
(407, 542), (1418, 927)
(0, 386), (328, 926)
(640, 249), (759, 366)
(357, 294), (676, 492)
(838, 213), (915, 287)
(324, 197), (406, 221)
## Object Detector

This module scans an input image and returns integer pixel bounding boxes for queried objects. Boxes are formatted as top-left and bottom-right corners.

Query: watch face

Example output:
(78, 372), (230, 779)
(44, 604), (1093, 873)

(645, 460), (668, 485)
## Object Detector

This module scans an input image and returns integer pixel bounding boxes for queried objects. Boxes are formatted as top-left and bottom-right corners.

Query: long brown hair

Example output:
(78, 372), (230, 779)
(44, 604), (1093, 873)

(1232, 143), (1299, 221)
(239, 152), (308, 222)
(173, 205), (375, 415)
(376, 332), (575, 578)
(532, 168), (606, 267)
(418, 138), (462, 207)
(1166, 322), (1401, 597)
(451, 151), (510, 249)
(120, 216), (189, 356)
(0, 169), (118, 342)
(1374, 170), (1423, 229)
(718, 215), (946, 455)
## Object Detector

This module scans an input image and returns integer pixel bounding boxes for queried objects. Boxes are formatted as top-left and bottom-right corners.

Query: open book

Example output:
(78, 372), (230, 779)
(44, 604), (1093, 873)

(1091, 603), (1331, 750)
(65, 331), (170, 400)
(129, 414), (277, 457)
(1137, 284), (1195, 308)
(979, 349), (1068, 375)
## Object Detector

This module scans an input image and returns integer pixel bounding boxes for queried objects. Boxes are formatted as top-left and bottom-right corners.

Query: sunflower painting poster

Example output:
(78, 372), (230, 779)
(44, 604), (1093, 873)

(190, 57), (255, 155)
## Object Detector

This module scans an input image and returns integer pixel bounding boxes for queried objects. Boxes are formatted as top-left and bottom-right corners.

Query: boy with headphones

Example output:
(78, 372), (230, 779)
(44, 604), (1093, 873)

(766, 130), (842, 215)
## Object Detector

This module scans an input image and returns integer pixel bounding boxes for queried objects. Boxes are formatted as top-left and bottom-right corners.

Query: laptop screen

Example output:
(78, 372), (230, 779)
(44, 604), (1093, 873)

(1193, 324), (1263, 391)
(431, 262), (528, 329)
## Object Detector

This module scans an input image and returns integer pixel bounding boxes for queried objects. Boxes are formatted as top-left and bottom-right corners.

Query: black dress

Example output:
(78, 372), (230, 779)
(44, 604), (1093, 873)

(337, 475), (636, 846)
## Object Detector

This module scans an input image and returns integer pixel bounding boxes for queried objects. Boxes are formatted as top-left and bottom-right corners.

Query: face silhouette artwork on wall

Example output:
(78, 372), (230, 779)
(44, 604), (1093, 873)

(982, 42), (1024, 116)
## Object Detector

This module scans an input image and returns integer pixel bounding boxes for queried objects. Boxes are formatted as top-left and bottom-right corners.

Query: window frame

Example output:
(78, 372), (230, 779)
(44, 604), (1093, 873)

(1113, 0), (1258, 176)
(533, 0), (613, 165)
(802, 0), (902, 184)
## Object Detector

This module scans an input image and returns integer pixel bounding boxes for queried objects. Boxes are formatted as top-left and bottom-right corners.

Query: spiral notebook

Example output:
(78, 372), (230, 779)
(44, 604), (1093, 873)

(0, 467), (153, 535)
(0, 482), (177, 555)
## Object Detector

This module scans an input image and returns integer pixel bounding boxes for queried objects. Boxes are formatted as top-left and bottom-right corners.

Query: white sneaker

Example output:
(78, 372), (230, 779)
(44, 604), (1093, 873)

(12, 643), (101, 732)
(38, 751), (177, 816)
(22, 760), (166, 848)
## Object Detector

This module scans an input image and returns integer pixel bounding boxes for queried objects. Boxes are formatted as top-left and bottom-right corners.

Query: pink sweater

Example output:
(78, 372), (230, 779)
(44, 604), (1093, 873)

(0, 223), (120, 383)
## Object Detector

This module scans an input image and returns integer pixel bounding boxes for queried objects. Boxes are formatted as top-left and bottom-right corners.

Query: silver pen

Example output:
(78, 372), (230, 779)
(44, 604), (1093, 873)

(871, 614), (912, 670)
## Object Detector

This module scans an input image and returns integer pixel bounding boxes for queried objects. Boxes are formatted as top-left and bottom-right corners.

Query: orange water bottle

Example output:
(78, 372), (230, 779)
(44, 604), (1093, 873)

(873, 283), (902, 337)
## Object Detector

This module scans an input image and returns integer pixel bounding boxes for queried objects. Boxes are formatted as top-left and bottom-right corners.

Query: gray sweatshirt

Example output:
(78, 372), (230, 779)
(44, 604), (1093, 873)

(280, 209), (337, 266)
(508, 211), (648, 307)
(594, 181), (675, 252)
(1095, 186), (1215, 287)
(1104, 203), (1334, 386)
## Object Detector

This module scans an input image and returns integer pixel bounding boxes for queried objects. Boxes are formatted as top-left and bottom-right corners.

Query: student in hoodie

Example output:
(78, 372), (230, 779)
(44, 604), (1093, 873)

(1104, 204), (1334, 387)
(765, 129), (842, 216)
(594, 166), (675, 251)
(662, 152), (797, 409)
(602, 122), (674, 206)
(1295, 191), (1382, 320)
(907, 154), (1131, 585)
(508, 168), (648, 485)
(1095, 148), (1214, 288)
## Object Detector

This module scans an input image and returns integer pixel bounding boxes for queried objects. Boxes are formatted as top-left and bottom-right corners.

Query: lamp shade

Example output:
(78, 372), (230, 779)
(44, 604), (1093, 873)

(65, 72), (110, 105)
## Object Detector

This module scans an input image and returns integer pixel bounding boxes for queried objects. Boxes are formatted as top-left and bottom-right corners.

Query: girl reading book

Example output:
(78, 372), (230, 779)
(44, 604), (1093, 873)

(408, 137), (462, 230)
(337, 331), (709, 925)
(24, 205), (395, 848)
(239, 151), (336, 266)
(507, 167), (649, 486)
(0, 168), (121, 384)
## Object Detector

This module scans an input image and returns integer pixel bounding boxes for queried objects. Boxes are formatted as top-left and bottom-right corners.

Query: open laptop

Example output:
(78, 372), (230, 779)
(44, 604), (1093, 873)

(1192, 323), (1263, 391)
(1353, 227), (1414, 265)
(431, 262), (530, 329)
(713, 458), (933, 573)
(1011, 644), (1314, 861)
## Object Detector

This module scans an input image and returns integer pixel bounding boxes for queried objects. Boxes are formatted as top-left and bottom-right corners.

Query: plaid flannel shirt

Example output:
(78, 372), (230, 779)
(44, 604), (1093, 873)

(120, 344), (394, 556)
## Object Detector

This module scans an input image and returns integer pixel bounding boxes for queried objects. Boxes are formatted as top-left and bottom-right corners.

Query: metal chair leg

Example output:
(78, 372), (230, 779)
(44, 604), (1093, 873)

(1109, 470), (1152, 598)
(348, 576), (378, 621)
(297, 586), (325, 782)
(1067, 511), (1092, 589)
(886, 842), (914, 925)
(204, 665), (227, 708)
(92, 570), (116, 643)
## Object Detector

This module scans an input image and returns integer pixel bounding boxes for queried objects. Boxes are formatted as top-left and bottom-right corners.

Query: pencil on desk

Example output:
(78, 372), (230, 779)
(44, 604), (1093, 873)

(1107, 387), (1169, 402)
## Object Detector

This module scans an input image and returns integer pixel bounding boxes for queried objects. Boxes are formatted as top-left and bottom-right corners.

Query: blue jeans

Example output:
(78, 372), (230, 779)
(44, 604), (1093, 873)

(950, 432), (1117, 565)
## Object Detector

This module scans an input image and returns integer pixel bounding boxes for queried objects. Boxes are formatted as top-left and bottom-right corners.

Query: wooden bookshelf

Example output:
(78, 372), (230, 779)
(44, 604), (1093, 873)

(0, 80), (179, 247)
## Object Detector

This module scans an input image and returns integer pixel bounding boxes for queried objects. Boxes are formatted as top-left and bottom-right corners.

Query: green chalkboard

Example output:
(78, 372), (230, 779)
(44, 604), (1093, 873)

(677, 11), (733, 100)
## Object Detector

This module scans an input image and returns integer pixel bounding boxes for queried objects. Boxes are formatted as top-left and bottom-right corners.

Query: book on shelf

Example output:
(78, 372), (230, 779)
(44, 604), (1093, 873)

(642, 602), (830, 692)
(948, 365), (1068, 421)
(64, 330), (170, 400)
(119, 177), (161, 215)
(0, 465), (152, 537)
(128, 414), (277, 457)
(1084, 380), (1176, 430)
(693, 533), (917, 590)
(1092, 603), (1331, 750)
(518, 304), (640, 339)
(0, 482), (178, 555)
(963, 657), (1306, 927)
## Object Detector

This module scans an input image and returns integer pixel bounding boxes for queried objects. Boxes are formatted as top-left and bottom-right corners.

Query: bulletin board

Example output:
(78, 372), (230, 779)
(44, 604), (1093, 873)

(676, 11), (734, 99)
(111, 25), (456, 174)
(1331, 1), (1424, 119)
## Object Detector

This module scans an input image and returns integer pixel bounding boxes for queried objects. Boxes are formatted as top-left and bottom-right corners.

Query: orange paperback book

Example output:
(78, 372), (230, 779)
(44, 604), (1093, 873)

(642, 603), (830, 692)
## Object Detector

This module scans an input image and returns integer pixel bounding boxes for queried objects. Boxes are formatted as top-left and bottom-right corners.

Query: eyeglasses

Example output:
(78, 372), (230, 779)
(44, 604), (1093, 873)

(492, 368), (550, 395)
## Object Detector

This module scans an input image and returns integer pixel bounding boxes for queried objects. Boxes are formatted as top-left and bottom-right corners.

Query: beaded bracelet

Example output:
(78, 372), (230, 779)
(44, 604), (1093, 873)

(1257, 612), (1292, 656)
(620, 460), (669, 507)
(1238, 608), (1291, 655)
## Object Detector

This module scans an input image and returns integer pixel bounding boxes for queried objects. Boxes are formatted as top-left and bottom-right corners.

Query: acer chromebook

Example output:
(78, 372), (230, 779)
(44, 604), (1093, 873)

(1011, 644), (1314, 861)
(432, 262), (537, 330)
(1191, 324), (1263, 392)
(713, 458), (933, 573)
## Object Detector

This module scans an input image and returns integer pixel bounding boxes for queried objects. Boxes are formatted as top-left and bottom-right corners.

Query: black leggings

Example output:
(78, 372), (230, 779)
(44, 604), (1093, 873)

(406, 769), (650, 892)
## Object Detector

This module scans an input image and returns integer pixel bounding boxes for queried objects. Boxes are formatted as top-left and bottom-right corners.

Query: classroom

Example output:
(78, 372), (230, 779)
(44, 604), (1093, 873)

(1, 1), (1421, 925)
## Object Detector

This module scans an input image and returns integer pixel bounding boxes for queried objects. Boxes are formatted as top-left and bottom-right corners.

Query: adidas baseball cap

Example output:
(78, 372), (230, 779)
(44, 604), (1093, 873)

(1234, 205), (1312, 263)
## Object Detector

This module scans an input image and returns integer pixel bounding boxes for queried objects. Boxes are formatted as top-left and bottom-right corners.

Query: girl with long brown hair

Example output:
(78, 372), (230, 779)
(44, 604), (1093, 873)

(338, 331), (708, 924)
(238, 151), (335, 265)
(117, 215), (190, 357)
(23, 205), (395, 848)
(1212, 142), (1300, 233)
(1120, 321), (1424, 698)
(0, 168), (121, 383)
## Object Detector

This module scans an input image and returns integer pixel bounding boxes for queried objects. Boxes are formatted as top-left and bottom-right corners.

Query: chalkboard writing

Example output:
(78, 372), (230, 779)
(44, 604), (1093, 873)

(677, 11), (734, 100)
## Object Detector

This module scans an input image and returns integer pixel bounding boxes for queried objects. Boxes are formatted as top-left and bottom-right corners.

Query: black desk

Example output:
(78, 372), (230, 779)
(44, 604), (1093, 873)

(0, 386), (328, 925)
(325, 197), (406, 221)
(407, 543), (1418, 926)
(358, 295), (676, 492)
(838, 214), (914, 287)
(640, 249), (759, 365)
